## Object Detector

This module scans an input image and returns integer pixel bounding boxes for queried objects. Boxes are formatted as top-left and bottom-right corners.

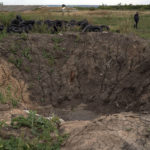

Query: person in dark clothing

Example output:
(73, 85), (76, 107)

(134, 12), (139, 29)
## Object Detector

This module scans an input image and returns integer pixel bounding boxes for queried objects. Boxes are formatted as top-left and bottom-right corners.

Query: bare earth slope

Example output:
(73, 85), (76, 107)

(61, 112), (150, 150)
(0, 32), (150, 149)
(1, 32), (150, 116)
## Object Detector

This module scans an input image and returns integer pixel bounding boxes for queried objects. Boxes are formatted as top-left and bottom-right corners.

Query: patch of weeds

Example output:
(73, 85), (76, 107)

(48, 55), (55, 66)
(0, 111), (69, 150)
(51, 37), (63, 44)
(42, 49), (51, 59)
(22, 48), (32, 61)
(49, 68), (54, 74)
(42, 50), (55, 66)
(8, 56), (23, 69)
(11, 98), (19, 108)
(125, 128), (132, 132)
(65, 55), (69, 59)
(15, 58), (22, 69)
(0, 121), (6, 129)
(62, 47), (66, 51)
(53, 44), (66, 51)
(147, 128), (150, 133)
(0, 30), (7, 41)
(37, 73), (41, 81)
(9, 41), (22, 55)
(24, 66), (30, 73)
(20, 33), (28, 41)
(53, 43), (60, 51)
(6, 85), (19, 107)
(14, 58), (22, 69)
(119, 17), (133, 34)
(9, 44), (18, 55)
(32, 24), (52, 33)
(40, 98), (45, 102)
(28, 83), (34, 90)
(0, 85), (19, 107)
(52, 36), (65, 51)
(75, 34), (81, 43)
(0, 92), (6, 104)
(0, 12), (16, 26)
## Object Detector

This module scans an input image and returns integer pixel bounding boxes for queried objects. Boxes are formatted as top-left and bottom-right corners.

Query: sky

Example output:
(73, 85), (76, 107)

(1, 0), (150, 5)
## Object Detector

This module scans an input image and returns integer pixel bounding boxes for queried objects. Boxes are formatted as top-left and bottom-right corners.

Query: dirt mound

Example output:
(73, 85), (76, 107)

(61, 112), (150, 150)
(0, 32), (150, 120)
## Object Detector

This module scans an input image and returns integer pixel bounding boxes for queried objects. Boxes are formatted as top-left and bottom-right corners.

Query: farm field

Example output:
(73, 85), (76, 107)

(0, 7), (150, 38)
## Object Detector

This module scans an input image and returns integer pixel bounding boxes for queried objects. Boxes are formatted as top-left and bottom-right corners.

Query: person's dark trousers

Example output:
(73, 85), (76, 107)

(134, 21), (138, 29)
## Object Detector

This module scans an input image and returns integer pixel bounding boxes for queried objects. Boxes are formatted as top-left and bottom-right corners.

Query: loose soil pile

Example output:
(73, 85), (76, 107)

(0, 32), (150, 149)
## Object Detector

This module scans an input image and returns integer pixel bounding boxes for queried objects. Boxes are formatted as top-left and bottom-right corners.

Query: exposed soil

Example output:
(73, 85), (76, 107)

(61, 112), (150, 150)
(0, 32), (150, 149)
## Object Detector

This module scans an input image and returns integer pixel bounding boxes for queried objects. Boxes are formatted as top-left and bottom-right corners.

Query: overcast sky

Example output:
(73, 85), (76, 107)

(2, 0), (150, 5)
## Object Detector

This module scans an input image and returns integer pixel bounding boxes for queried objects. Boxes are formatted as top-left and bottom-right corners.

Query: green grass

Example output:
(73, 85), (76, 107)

(42, 49), (55, 66)
(22, 47), (32, 61)
(20, 33), (28, 41)
(51, 36), (66, 51)
(51, 37), (63, 43)
(8, 57), (23, 69)
(0, 30), (8, 41)
(0, 111), (67, 150)
(0, 10), (150, 40)
(75, 4), (150, 11)
(0, 12), (16, 26)
(0, 85), (19, 107)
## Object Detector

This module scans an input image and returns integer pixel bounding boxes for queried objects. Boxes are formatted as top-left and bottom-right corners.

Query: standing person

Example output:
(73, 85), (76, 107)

(134, 12), (139, 29)
(62, 4), (66, 16)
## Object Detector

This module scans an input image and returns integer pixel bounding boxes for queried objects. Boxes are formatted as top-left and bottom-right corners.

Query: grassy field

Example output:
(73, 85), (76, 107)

(0, 7), (150, 39)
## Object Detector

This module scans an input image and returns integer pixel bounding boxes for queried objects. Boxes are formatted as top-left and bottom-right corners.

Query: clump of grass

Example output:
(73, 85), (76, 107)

(24, 66), (30, 73)
(9, 44), (19, 55)
(22, 47), (32, 61)
(119, 17), (134, 34)
(0, 92), (6, 104)
(0, 30), (7, 41)
(9, 42), (22, 55)
(8, 56), (23, 69)
(0, 111), (68, 150)
(75, 34), (81, 43)
(51, 36), (63, 43)
(42, 49), (55, 66)
(51, 36), (65, 51)
(32, 24), (52, 33)
(0, 85), (19, 107)
(0, 12), (16, 26)
(0, 121), (6, 129)
(20, 33), (28, 41)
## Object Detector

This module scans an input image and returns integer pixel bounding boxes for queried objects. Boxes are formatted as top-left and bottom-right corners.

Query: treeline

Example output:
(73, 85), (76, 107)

(75, 5), (150, 11)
